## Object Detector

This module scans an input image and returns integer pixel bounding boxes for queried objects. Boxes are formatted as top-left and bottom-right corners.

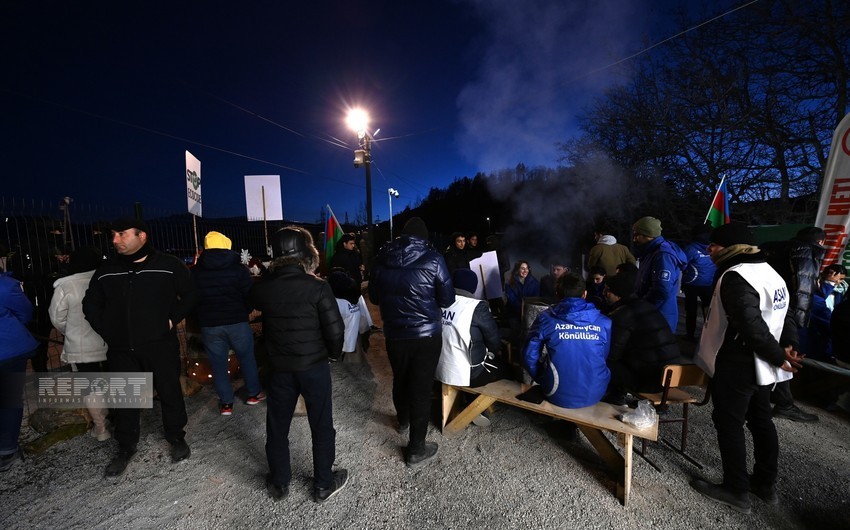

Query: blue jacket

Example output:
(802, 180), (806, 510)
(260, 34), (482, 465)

(369, 235), (455, 340)
(634, 236), (687, 332)
(523, 297), (611, 408)
(0, 273), (39, 361)
(193, 249), (253, 328)
(681, 240), (715, 288)
(505, 275), (541, 320)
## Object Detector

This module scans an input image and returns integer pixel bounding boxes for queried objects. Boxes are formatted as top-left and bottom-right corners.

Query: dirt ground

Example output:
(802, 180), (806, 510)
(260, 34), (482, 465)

(1, 299), (849, 530)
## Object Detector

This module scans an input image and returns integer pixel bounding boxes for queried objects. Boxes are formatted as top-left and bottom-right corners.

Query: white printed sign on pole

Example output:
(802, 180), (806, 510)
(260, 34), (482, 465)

(185, 151), (202, 217)
(815, 111), (850, 269)
(469, 251), (503, 300)
(244, 175), (283, 221)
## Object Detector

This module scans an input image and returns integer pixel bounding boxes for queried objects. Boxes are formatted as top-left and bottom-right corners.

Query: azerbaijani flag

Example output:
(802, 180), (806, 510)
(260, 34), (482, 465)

(705, 176), (731, 228)
(324, 204), (344, 274)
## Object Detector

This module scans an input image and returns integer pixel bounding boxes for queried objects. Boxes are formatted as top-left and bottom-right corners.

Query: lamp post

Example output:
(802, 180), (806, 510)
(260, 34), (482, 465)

(388, 187), (399, 240)
(347, 108), (374, 227)
(486, 217), (491, 233)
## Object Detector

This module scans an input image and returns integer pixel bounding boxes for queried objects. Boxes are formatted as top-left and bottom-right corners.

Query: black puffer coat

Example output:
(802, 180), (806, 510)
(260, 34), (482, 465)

(369, 235), (455, 340)
(251, 264), (344, 372)
(193, 249), (253, 328)
(605, 294), (681, 390)
(762, 239), (825, 327)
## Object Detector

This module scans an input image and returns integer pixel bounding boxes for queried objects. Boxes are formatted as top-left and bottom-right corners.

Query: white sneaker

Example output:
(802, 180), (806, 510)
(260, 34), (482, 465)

(472, 414), (491, 427)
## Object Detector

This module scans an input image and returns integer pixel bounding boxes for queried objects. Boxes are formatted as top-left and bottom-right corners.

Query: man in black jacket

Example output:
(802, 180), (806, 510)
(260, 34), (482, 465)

(369, 217), (455, 468)
(330, 233), (364, 284)
(251, 227), (347, 503)
(193, 231), (264, 416)
(691, 223), (802, 514)
(83, 218), (197, 477)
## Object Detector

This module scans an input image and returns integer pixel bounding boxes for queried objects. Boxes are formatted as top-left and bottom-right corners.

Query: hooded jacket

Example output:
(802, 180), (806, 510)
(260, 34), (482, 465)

(523, 297), (612, 408)
(369, 235), (455, 340)
(633, 236), (687, 332)
(682, 240), (716, 288)
(192, 249), (253, 328)
(0, 272), (39, 361)
(49, 270), (108, 364)
(588, 235), (636, 277)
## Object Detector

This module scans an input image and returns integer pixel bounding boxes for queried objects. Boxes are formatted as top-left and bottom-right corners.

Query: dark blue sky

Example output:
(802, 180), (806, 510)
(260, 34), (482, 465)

(1, 1), (741, 223)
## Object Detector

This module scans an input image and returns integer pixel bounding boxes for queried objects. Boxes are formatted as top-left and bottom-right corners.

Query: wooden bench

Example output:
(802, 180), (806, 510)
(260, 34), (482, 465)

(441, 379), (658, 507)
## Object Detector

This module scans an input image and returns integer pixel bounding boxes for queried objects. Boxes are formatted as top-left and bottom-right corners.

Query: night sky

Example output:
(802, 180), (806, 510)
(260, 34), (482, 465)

(1, 1), (740, 223)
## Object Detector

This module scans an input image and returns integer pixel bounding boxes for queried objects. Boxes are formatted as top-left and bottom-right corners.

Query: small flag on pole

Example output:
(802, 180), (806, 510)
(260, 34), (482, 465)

(324, 205), (344, 274)
(705, 176), (731, 228)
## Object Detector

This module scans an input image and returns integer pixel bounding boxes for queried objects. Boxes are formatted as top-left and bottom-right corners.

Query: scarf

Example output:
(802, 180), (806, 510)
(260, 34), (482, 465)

(712, 244), (760, 267)
(117, 241), (154, 264)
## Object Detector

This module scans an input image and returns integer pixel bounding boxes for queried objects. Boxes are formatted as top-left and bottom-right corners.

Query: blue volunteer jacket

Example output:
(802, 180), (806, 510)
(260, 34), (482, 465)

(634, 236), (687, 332)
(0, 272), (39, 361)
(682, 240), (715, 288)
(523, 297), (612, 408)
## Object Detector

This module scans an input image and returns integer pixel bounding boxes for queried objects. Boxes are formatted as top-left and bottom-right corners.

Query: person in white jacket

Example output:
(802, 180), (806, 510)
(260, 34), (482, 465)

(48, 246), (110, 441)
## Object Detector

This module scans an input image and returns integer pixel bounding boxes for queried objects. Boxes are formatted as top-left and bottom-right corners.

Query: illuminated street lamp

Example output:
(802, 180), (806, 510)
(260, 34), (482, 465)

(388, 187), (400, 239)
(486, 217), (491, 232)
(347, 108), (374, 226)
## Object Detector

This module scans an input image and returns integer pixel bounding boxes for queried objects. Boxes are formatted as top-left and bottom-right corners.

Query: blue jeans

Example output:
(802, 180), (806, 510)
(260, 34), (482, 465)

(0, 355), (29, 455)
(201, 322), (261, 404)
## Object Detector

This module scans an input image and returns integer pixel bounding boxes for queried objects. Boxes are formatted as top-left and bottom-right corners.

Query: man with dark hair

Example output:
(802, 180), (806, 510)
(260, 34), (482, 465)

(539, 258), (569, 298)
(251, 227), (347, 503)
(692, 223), (801, 514)
(83, 218), (197, 477)
(466, 232), (483, 261)
(444, 231), (469, 275)
(761, 226), (826, 422)
(523, 274), (612, 408)
(330, 233), (364, 284)
(369, 217), (455, 468)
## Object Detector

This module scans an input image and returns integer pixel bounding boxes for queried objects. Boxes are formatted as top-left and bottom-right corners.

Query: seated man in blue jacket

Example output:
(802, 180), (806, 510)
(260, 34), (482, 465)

(523, 274), (612, 408)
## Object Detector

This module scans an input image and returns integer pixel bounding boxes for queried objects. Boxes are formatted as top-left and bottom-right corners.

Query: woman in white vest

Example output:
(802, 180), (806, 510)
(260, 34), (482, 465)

(692, 223), (804, 514)
(436, 269), (506, 388)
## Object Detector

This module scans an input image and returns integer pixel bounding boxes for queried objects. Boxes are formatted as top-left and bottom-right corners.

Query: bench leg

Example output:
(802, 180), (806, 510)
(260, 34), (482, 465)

(441, 384), (459, 432)
(577, 426), (632, 507)
(444, 394), (497, 436)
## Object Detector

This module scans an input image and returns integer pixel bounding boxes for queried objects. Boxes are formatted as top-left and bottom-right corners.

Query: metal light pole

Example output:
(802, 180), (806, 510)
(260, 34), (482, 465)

(388, 187), (399, 239)
(347, 109), (374, 226)
(486, 217), (491, 233)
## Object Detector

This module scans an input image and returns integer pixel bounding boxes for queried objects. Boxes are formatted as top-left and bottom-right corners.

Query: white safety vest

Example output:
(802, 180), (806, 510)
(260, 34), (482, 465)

(357, 295), (373, 334)
(436, 295), (481, 386)
(695, 262), (792, 386)
(336, 298), (361, 353)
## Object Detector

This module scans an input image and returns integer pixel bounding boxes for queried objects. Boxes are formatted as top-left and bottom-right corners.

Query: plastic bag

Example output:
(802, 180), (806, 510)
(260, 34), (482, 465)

(618, 399), (657, 429)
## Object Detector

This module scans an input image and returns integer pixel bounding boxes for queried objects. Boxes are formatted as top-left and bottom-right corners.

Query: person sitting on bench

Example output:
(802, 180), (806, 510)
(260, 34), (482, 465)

(601, 270), (682, 405)
(523, 274), (612, 408)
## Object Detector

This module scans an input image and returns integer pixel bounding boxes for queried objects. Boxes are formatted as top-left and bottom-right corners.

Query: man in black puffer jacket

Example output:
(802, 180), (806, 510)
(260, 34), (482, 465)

(251, 227), (347, 503)
(193, 231), (263, 416)
(369, 217), (454, 468)
(601, 270), (681, 402)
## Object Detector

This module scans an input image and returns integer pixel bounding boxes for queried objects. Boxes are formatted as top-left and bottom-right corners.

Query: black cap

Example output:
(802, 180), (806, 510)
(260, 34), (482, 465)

(710, 223), (755, 247)
(402, 217), (429, 240)
(111, 218), (150, 234)
(272, 227), (308, 258)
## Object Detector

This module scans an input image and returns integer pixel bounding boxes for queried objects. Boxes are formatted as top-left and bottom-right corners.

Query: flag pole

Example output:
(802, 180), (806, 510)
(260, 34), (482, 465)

(704, 175), (726, 225)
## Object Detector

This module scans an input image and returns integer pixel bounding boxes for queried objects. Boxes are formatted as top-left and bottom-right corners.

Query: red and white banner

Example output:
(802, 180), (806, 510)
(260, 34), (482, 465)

(815, 111), (850, 268)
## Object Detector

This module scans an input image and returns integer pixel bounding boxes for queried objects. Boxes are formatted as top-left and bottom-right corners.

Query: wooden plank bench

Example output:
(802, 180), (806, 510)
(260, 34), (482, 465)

(441, 379), (658, 507)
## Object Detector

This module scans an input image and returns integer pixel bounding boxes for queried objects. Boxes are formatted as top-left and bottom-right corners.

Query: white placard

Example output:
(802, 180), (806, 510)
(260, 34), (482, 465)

(244, 175), (283, 221)
(185, 151), (202, 217)
(469, 251), (503, 300)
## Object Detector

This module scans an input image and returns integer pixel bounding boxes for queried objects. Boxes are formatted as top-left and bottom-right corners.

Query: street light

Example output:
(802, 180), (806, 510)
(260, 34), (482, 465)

(486, 217), (491, 232)
(388, 187), (400, 240)
(347, 108), (374, 227)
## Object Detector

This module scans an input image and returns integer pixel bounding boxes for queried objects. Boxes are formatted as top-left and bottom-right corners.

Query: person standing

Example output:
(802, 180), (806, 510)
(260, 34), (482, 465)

(444, 232), (470, 275)
(369, 217), (455, 468)
(251, 227), (347, 502)
(631, 216), (687, 333)
(692, 223), (801, 514)
(330, 233), (365, 284)
(681, 223), (716, 341)
(588, 227), (636, 277)
(83, 218), (197, 477)
(49, 246), (111, 441)
(193, 231), (264, 416)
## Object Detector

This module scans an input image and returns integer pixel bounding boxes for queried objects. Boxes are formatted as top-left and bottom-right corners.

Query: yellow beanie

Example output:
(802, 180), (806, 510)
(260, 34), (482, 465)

(204, 231), (232, 250)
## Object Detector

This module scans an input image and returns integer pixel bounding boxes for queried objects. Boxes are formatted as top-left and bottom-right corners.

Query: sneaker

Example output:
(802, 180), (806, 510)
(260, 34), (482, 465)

(691, 479), (751, 514)
(219, 403), (234, 416)
(246, 392), (267, 406)
(105, 446), (137, 477)
(0, 449), (23, 473)
(266, 474), (289, 501)
(772, 404), (818, 423)
(406, 441), (438, 468)
(472, 414), (491, 427)
(170, 439), (191, 463)
(313, 469), (349, 503)
(749, 476), (779, 505)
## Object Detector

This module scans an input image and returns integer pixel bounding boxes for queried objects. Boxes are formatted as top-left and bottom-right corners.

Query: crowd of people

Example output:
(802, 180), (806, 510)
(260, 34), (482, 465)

(1, 212), (847, 515)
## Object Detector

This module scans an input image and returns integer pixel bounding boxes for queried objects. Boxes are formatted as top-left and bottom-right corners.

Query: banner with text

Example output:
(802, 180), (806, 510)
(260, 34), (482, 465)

(815, 112), (850, 269)
(186, 150), (202, 217)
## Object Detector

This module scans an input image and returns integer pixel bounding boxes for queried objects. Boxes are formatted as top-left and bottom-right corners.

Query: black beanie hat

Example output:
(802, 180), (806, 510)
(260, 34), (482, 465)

(111, 217), (150, 234)
(606, 271), (636, 298)
(710, 223), (755, 248)
(69, 246), (103, 274)
(452, 269), (478, 293)
(402, 217), (429, 240)
(328, 270), (359, 304)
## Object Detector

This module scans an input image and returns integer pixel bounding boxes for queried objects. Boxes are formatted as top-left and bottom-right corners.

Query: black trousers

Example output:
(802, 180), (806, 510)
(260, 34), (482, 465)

(682, 284), (713, 338)
(265, 362), (335, 489)
(385, 335), (442, 451)
(711, 359), (778, 493)
(107, 339), (187, 448)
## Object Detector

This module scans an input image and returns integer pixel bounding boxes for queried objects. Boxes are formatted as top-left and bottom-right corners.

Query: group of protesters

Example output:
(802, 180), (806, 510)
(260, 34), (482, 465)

(0, 210), (846, 516)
